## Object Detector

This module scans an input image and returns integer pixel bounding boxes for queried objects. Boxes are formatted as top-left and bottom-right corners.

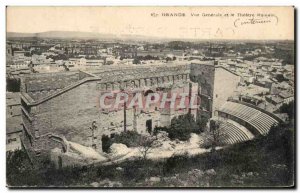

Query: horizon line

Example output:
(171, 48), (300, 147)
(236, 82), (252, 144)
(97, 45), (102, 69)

(6, 30), (294, 41)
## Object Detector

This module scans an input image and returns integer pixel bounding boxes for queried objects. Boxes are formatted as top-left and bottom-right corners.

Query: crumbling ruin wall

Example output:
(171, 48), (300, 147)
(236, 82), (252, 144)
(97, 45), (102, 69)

(23, 64), (194, 155)
(190, 61), (215, 118)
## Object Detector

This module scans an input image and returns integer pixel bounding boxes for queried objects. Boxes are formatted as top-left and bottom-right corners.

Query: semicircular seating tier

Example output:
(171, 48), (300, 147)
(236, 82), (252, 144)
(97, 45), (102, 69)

(218, 101), (279, 136)
(219, 121), (254, 145)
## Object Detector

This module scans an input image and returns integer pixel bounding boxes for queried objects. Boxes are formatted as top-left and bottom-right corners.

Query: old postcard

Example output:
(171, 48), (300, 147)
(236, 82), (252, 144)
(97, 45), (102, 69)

(6, 6), (295, 188)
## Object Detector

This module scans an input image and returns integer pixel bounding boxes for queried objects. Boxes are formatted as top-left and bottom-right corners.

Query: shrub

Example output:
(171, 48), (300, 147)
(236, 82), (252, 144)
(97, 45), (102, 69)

(154, 126), (193, 141)
(154, 114), (207, 141)
(164, 153), (190, 173)
(279, 101), (294, 121)
(113, 130), (142, 147)
(196, 116), (208, 132)
(7, 150), (42, 186)
(154, 127), (198, 141)
(168, 127), (193, 141)
(7, 122), (294, 187)
(171, 113), (198, 131)
(101, 131), (142, 153)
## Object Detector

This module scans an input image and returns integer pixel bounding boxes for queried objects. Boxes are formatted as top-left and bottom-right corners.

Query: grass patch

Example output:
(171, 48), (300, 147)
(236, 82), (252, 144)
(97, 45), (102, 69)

(7, 124), (294, 187)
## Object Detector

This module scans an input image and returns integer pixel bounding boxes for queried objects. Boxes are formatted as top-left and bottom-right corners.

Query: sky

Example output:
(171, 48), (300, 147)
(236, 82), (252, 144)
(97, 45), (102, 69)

(6, 6), (294, 40)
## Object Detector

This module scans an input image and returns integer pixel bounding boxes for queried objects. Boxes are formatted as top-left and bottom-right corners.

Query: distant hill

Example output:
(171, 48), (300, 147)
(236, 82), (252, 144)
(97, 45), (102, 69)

(7, 31), (119, 40)
(6, 31), (165, 42)
(7, 31), (293, 42)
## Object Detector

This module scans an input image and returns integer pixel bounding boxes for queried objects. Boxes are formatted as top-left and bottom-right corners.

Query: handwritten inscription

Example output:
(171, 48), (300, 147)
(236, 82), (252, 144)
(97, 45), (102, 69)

(234, 17), (278, 28)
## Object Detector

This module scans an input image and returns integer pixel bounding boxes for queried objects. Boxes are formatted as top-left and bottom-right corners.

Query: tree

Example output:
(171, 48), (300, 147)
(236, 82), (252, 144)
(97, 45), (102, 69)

(133, 58), (141, 64)
(166, 57), (172, 62)
(171, 113), (197, 131)
(203, 119), (228, 152)
(154, 113), (205, 141)
(138, 135), (157, 161)
(196, 116), (208, 132)
(279, 101), (294, 121)
(7, 149), (36, 186)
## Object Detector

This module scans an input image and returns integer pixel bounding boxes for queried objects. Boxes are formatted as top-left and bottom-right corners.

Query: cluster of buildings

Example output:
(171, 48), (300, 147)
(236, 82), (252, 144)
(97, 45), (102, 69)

(6, 39), (294, 166)
(216, 56), (294, 116)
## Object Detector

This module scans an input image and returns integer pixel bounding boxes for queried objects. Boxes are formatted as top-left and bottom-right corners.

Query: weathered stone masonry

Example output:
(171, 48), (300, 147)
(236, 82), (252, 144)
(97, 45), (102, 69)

(20, 61), (239, 161)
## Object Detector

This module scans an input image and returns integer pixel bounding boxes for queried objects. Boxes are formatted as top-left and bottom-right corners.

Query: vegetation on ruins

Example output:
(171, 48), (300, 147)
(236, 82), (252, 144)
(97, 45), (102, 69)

(154, 125), (193, 141)
(278, 101), (294, 121)
(102, 114), (208, 153)
(132, 58), (141, 65)
(201, 119), (228, 151)
(138, 135), (157, 161)
(154, 114), (208, 141)
(7, 121), (294, 187)
(102, 131), (142, 153)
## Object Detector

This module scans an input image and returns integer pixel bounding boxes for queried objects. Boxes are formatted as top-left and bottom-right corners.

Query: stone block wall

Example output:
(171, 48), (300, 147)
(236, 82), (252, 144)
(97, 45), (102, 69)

(212, 67), (241, 116)
(190, 61), (215, 118)
(20, 63), (214, 160)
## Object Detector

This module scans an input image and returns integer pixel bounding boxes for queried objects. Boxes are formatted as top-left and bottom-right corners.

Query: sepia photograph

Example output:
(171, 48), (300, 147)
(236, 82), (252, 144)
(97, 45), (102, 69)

(5, 6), (295, 188)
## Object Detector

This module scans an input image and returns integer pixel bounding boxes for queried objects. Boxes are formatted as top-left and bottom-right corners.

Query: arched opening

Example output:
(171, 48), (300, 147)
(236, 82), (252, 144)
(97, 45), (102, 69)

(144, 89), (154, 96)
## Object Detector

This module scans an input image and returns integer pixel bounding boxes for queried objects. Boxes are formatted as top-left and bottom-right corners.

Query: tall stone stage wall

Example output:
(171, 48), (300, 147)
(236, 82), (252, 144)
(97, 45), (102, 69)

(19, 63), (204, 159)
